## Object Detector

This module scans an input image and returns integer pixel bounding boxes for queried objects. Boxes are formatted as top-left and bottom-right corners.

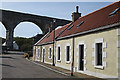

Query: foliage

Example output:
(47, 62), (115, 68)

(2, 34), (42, 55)
(2, 38), (6, 44)
(13, 37), (34, 52)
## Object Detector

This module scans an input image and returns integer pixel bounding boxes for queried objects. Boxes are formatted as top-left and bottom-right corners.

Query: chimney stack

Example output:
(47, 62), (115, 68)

(49, 22), (53, 33)
(72, 6), (81, 22)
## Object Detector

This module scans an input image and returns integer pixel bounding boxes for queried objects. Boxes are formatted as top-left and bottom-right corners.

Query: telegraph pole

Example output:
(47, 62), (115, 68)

(71, 37), (74, 76)
(52, 19), (56, 66)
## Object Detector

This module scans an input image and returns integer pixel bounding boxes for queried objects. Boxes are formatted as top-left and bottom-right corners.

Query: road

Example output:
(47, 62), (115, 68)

(1, 52), (70, 78)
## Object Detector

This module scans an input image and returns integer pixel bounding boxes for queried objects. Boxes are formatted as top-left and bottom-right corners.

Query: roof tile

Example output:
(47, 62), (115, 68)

(36, 1), (120, 45)
(58, 1), (120, 38)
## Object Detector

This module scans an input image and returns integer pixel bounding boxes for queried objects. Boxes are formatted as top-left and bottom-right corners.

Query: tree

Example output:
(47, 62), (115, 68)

(13, 37), (34, 52)
(2, 38), (5, 44)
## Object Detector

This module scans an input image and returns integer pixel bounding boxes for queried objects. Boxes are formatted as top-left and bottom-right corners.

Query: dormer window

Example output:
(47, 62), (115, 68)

(109, 8), (120, 16)
(67, 25), (74, 30)
(59, 30), (64, 34)
(76, 21), (84, 28)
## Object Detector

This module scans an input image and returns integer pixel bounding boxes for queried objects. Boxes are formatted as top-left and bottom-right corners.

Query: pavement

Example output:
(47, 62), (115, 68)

(1, 51), (105, 80)
(31, 59), (105, 80)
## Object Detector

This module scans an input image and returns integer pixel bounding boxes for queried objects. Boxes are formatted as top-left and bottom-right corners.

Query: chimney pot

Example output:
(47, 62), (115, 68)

(76, 6), (79, 13)
(72, 6), (81, 22)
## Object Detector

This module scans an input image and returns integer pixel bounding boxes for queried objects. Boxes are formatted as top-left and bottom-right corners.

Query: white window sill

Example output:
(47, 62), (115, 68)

(35, 59), (40, 61)
(66, 61), (71, 64)
(77, 70), (84, 73)
(48, 58), (52, 60)
(57, 60), (61, 62)
(94, 65), (104, 69)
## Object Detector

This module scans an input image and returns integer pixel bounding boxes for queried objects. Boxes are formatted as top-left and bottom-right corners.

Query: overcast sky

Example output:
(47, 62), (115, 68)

(0, 2), (112, 38)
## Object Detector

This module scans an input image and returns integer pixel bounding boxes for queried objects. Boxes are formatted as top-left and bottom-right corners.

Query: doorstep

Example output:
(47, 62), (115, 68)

(33, 61), (105, 80)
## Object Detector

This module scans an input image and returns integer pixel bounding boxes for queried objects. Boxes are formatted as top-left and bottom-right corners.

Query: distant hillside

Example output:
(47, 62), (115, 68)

(2, 34), (43, 52)
(13, 37), (33, 52)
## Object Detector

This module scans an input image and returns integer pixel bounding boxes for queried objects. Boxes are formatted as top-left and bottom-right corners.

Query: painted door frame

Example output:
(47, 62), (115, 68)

(78, 44), (84, 71)
(77, 41), (86, 73)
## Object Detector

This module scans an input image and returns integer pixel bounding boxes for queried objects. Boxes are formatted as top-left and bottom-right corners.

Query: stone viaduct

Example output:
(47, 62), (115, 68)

(0, 9), (71, 50)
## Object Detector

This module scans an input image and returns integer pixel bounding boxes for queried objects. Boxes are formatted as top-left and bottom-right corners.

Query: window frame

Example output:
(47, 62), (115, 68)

(76, 21), (84, 28)
(48, 47), (52, 59)
(65, 45), (71, 63)
(96, 43), (103, 65)
(42, 48), (45, 62)
(109, 8), (120, 16)
(67, 25), (74, 30)
(35, 48), (38, 57)
(94, 39), (104, 69)
(57, 45), (61, 62)
(38, 48), (40, 58)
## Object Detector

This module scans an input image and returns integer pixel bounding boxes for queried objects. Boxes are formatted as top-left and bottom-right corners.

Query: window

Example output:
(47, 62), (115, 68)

(96, 43), (103, 66)
(42, 48), (45, 62)
(109, 8), (120, 16)
(36, 48), (37, 56)
(59, 30), (64, 34)
(57, 23), (72, 35)
(67, 25), (74, 30)
(38, 48), (40, 57)
(49, 48), (52, 59)
(57, 47), (60, 61)
(76, 21), (84, 28)
(66, 46), (70, 62)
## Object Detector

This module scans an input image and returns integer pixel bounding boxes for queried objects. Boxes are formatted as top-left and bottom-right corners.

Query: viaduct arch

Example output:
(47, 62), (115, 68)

(0, 9), (71, 50)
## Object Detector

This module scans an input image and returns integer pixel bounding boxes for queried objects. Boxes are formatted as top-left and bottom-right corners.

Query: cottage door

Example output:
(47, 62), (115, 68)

(79, 45), (84, 71)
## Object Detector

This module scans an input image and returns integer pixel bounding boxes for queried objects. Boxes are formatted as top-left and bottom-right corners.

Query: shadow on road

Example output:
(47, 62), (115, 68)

(0, 56), (16, 59)
(0, 64), (16, 68)
(2, 53), (24, 55)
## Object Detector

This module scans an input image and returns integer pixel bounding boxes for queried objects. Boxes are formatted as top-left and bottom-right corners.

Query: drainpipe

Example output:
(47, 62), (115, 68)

(71, 37), (74, 76)
(52, 19), (56, 66)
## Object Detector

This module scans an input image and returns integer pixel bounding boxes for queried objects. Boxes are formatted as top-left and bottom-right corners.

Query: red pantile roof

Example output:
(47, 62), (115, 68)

(36, 1), (120, 45)
(58, 1), (120, 38)
(37, 23), (71, 45)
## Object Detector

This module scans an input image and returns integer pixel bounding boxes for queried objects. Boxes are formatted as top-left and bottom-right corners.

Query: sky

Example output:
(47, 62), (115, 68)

(0, 2), (113, 38)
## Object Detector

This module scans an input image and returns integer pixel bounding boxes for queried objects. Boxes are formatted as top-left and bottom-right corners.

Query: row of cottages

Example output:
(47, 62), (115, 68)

(33, 1), (120, 79)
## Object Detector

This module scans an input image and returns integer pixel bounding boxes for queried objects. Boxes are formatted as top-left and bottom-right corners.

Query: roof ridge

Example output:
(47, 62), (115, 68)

(36, 1), (120, 45)
(78, 1), (119, 20)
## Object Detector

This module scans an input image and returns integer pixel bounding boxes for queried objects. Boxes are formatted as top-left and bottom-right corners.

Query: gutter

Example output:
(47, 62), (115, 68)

(37, 41), (53, 46)
(34, 22), (73, 46)
(57, 22), (120, 40)
(35, 22), (120, 46)
(36, 22), (73, 46)
(34, 32), (49, 46)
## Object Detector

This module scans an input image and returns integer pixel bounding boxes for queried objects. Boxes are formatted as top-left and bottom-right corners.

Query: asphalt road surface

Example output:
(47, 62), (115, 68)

(1, 52), (70, 78)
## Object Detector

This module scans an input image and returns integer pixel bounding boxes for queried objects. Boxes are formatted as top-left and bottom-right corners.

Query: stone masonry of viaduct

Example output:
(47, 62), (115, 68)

(0, 9), (71, 50)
